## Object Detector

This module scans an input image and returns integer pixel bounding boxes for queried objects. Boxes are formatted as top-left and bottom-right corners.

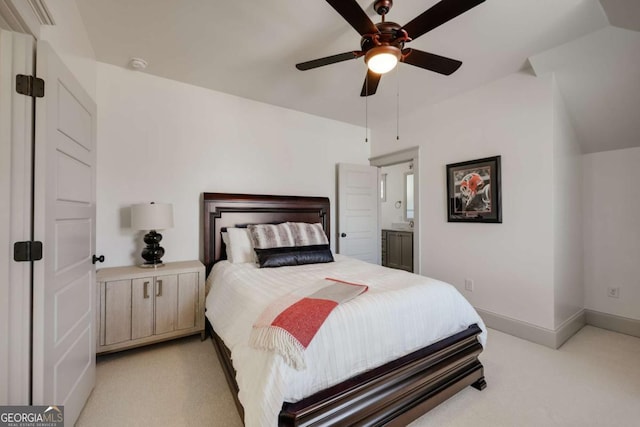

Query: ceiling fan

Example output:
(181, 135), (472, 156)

(296, 0), (485, 96)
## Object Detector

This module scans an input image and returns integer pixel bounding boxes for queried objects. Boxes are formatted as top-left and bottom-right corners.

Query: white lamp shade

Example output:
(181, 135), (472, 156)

(131, 203), (174, 230)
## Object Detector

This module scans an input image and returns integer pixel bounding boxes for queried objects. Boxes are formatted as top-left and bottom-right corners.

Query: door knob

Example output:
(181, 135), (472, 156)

(92, 254), (105, 264)
(341, 233), (347, 238)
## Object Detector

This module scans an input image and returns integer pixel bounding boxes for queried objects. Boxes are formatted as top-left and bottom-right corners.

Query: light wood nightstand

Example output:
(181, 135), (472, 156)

(96, 260), (205, 355)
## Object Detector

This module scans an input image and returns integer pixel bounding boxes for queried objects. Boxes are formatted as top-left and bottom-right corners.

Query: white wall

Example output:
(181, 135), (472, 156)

(96, 63), (369, 268)
(380, 162), (412, 229)
(371, 72), (557, 330)
(583, 147), (640, 321)
(552, 79), (584, 328)
(39, 0), (96, 99)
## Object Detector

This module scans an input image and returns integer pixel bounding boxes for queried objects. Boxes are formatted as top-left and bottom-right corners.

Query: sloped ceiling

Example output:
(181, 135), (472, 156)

(72, 0), (640, 153)
(530, 26), (640, 154)
(600, 0), (640, 31)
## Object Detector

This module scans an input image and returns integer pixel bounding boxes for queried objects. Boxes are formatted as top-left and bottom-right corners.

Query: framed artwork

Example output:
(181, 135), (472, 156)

(446, 155), (502, 223)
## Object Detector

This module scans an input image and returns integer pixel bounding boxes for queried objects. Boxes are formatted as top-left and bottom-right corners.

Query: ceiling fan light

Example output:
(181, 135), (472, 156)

(365, 46), (401, 74)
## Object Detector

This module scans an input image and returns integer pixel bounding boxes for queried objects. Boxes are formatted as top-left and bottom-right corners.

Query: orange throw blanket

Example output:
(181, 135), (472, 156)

(249, 278), (368, 370)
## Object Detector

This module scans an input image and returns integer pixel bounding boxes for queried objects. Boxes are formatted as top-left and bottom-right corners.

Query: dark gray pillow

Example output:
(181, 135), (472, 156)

(254, 244), (334, 268)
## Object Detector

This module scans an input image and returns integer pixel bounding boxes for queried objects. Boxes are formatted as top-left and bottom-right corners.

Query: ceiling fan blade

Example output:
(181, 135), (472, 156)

(401, 49), (462, 75)
(360, 70), (382, 97)
(325, 0), (380, 36)
(296, 51), (362, 71)
(401, 0), (485, 41)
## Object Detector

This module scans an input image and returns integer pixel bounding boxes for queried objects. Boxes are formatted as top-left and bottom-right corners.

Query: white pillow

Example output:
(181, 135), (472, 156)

(226, 227), (256, 263)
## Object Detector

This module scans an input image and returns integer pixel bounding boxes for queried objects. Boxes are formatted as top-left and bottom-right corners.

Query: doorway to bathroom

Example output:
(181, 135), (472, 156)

(370, 147), (420, 274)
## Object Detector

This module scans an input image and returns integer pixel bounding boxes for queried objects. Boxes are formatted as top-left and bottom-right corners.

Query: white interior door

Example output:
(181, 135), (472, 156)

(0, 29), (33, 405)
(32, 41), (97, 424)
(337, 163), (379, 263)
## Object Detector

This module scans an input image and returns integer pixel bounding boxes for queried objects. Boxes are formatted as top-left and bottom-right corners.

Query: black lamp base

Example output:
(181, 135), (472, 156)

(140, 230), (166, 268)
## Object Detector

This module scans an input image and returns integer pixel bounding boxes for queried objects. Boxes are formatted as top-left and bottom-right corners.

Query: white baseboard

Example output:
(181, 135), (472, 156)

(585, 309), (640, 338)
(476, 308), (586, 349)
(554, 310), (587, 348)
(477, 307), (640, 348)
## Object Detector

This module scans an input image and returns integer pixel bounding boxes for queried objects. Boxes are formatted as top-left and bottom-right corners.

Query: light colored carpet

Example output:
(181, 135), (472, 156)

(76, 326), (640, 426)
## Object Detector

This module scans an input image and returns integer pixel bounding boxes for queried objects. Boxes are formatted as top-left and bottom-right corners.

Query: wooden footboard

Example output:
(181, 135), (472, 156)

(207, 320), (485, 426)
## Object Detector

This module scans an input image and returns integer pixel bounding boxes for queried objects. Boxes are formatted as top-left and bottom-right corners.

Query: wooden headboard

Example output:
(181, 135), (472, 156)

(202, 193), (330, 273)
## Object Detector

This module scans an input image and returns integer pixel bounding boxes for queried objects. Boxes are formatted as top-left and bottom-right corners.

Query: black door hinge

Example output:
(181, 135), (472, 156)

(13, 241), (43, 262)
(16, 74), (45, 98)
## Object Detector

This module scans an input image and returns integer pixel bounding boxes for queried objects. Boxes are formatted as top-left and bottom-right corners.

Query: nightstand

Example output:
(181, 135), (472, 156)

(96, 260), (205, 354)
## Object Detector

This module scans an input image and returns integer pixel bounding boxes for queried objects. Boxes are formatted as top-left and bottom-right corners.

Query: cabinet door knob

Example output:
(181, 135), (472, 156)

(143, 281), (149, 299)
(156, 280), (163, 297)
(92, 254), (105, 264)
(341, 233), (347, 238)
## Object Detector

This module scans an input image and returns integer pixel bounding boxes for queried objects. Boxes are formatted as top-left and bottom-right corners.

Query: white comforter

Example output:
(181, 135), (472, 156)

(205, 255), (486, 427)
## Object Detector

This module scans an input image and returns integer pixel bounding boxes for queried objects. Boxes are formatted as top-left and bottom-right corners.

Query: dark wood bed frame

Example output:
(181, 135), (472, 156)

(202, 192), (486, 426)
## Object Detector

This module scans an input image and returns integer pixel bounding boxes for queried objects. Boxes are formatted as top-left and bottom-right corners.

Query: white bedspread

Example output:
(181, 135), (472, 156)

(205, 255), (486, 427)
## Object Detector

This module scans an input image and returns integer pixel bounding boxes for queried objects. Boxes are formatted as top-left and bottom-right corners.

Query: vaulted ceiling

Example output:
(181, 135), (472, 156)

(76, 0), (639, 153)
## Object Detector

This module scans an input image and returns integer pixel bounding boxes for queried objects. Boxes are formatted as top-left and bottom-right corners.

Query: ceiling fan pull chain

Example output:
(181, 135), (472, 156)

(365, 74), (369, 143)
(396, 65), (400, 141)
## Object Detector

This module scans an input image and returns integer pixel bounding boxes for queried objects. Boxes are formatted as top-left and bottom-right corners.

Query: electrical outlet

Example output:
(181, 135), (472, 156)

(464, 279), (474, 292)
(607, 287), (620, 298)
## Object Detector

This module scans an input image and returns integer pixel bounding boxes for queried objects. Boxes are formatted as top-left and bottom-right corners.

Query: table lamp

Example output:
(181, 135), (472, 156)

(131, 202), (174, 267)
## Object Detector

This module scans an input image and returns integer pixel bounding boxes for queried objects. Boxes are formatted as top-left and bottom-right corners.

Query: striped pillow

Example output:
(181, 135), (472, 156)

(286, 222), (329, 246)
(247, 223), (295, 249)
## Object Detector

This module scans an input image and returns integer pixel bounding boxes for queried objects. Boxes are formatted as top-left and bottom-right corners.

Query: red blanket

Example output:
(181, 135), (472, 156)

(249, 277), (368, 369)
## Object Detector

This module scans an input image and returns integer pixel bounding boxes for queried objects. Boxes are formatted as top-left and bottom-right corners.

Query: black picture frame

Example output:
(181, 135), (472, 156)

(446, 155), (502, 223)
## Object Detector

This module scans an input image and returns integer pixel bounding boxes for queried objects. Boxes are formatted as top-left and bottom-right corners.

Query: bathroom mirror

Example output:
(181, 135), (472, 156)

(404, 172), (414, 221)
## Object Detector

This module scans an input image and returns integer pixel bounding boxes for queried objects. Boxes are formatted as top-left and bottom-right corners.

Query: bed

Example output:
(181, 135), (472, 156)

(202, 192), (486, 426)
